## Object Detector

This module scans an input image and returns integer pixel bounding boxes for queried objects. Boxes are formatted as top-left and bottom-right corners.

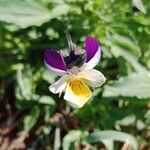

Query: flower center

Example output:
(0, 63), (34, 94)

(68, 66), (79, 75)
(67, 79), (91, 97)
(64, 34), (86, 69)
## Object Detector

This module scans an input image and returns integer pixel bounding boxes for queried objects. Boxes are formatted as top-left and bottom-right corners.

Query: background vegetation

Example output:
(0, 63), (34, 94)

(0, 0), (150, 149)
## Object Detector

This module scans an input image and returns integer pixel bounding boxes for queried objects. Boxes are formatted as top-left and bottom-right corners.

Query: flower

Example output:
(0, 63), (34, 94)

(44, 35), (106, 108)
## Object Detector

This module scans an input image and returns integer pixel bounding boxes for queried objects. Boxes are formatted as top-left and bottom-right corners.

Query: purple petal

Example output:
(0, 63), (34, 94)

(85, 36), (100, 62)
(80, 36), (101, 70)
(44, 49), (67, 74)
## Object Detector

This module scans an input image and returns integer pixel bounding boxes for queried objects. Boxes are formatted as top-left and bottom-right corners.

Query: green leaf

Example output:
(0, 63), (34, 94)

(110, 34), (141, 57)
(112, 46), (146, 72)
(116, 114), (136, 127)
(16, 68), (37, 101)
(101, 140), (114, 150)
(0, 0), (68, 28)
(133, 15), (150, 26)
(38, 96), (55, 105)
(24, 106), (40, 131)
(50, 4), (68, 19)
(104, 34), (147, 72)
(145, 110), (150, 124)
(87, 130), (138, 150)
(63, 130), (85, 150)
(103, 72), (150, 99)
(42, 70), (57, 84)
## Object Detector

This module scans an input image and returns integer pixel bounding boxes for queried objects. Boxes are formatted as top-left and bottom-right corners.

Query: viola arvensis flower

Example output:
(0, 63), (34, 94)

(44, 34), (106, 108)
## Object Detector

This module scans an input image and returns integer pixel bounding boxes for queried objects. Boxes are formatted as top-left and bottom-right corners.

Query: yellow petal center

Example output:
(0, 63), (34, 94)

(64, 79), (92, 108)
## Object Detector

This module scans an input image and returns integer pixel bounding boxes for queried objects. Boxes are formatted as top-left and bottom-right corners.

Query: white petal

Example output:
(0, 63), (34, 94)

(78, 69), (106, 87)
(49, 75), (69, 94)
(64, 79), (92, 108)
(80, 47), (101, 70)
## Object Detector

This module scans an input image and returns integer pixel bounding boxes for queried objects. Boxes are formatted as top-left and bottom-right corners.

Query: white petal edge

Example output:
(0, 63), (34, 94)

(80, 47), (101, 70)
(78, 69), (106, 87)
(44, 61), (67, 76)
(65, 97), (91, 108)
(49, 75), (70, 94)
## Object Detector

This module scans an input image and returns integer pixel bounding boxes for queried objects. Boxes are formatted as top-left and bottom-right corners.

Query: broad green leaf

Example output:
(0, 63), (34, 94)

(103, 34), (147, 72)
(110, 34), (141, 57)
(0, 0), (68, 28)
(24, 106), (40, 131)
(111, 45), (146, 72)
(103, 72), (150, 99)
(50, 4), (68, 19)
(88, 130), (138, 150)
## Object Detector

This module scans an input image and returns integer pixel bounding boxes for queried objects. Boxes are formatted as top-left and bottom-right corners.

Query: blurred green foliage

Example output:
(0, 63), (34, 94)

(0, 0), (150, 149)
